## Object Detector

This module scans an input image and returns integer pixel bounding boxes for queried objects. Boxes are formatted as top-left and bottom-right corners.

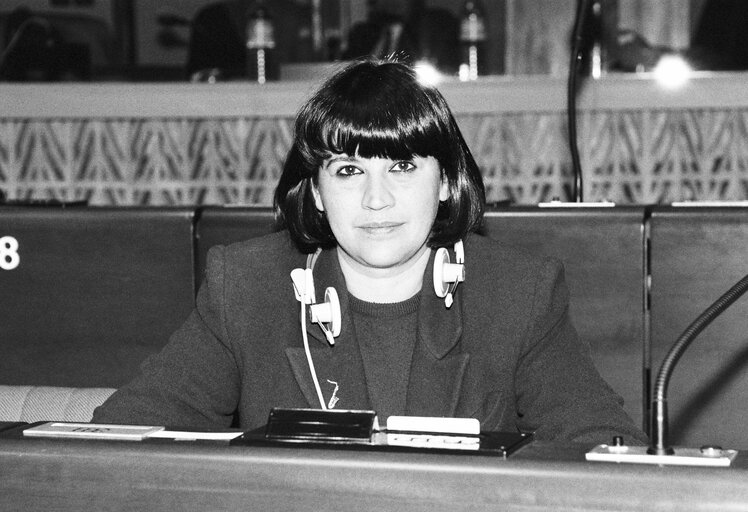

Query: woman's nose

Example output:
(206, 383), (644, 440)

(361, 174), (395, 210)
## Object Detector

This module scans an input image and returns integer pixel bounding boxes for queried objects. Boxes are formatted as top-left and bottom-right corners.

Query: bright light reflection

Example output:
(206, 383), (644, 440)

(414, 61), (442, 87)
(653, 54), (692, 89)
(458, 64), (470, 81)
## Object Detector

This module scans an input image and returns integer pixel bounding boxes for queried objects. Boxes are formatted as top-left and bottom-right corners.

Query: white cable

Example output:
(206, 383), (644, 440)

(300, 284), (326, 410)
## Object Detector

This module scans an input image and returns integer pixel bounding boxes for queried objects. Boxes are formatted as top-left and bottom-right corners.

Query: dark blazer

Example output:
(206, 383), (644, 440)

(94, 231), (644, 443)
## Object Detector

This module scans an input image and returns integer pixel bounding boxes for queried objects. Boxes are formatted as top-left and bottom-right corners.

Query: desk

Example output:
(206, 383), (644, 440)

(1, 436), (747, 511)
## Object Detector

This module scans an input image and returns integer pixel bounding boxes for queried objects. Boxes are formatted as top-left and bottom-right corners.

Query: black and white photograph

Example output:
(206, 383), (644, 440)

(2, 1), (748, 510)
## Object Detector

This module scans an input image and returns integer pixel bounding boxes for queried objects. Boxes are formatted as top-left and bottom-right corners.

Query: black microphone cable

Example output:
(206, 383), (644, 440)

(567, 0), (591, 202)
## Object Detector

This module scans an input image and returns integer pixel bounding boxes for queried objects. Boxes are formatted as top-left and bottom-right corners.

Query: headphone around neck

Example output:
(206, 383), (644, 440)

(289, 241), (466, 410)
(291, 240), (465, 346)
(290, 249), (342, 346)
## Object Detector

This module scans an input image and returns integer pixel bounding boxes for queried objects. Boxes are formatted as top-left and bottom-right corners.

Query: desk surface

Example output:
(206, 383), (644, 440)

(2, 435), (748, 512)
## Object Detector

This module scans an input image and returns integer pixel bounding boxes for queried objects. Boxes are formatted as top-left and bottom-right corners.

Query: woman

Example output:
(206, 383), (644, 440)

(94, 58), (645, 443)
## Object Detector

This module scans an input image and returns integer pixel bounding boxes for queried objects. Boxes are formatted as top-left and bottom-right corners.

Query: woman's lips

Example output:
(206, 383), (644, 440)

(358, 221), (403, 234)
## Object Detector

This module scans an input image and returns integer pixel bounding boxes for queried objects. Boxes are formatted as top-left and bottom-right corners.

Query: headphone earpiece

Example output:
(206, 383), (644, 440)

(309, 287), (342, 345)
(454, 239), (465, 264)
(291, 251), (341, 346)
(290, 268), (314, 304)
(433, 240), (465, 308)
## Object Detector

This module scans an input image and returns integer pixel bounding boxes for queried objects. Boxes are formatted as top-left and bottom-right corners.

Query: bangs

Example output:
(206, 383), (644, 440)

(315, 99), (444, 161)
(295, 62), (450, 167)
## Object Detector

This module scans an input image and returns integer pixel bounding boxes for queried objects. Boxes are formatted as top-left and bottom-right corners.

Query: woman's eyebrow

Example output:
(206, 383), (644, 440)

(323, 155), (357, 168)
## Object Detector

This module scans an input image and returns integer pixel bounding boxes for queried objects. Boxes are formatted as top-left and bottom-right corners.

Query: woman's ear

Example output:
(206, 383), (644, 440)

(439, 173), (450, 202)
(311, 181), (325, 212)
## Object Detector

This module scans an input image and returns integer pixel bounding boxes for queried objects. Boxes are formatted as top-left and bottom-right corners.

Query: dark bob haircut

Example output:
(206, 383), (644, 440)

(274, 57), (485, 253)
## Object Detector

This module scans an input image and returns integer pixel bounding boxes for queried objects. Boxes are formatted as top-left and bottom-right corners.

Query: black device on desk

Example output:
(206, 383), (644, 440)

(232, 408), (532, 457)
(5, 409), (533, 457)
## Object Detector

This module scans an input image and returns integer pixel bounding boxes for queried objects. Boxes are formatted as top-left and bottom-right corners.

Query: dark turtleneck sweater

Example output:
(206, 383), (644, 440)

(348, 292), (421, 421)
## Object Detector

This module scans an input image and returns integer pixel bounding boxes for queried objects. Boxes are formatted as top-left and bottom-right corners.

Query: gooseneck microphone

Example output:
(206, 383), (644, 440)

(586, 272), (748, 465)
(567, 0), (591, 203)
(649, 273), (748, 456)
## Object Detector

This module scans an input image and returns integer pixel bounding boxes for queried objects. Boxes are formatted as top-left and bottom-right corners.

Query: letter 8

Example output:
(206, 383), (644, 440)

(0, 236), (20, 270)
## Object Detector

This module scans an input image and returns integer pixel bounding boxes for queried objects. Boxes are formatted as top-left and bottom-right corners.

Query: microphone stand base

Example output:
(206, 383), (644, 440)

(586, 444), (738, 467)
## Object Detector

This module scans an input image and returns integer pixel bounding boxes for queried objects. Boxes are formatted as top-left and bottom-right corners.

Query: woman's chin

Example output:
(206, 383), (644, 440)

(347, 245), (429, 274)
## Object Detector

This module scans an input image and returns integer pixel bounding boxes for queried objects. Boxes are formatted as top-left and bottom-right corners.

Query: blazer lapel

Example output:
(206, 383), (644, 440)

(405, 250), (469, 417)
(285, 248), (371, 410)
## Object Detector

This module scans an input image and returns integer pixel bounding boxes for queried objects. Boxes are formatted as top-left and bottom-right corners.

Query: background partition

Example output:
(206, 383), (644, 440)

(482, 207), (648, 429)
(0, 207), (196, 387)
(649, 206), (748, 449)
(194, 207), (276, 288)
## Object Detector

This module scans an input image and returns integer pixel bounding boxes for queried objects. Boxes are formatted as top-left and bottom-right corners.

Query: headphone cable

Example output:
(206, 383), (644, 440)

(300, 270), (327, 410)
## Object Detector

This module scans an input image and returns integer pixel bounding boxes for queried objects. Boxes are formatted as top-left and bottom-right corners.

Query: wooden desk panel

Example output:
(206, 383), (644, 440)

(482, 207), (647, 429)
(194, 207), (276, 287)
(1, 437), (747, 511)
(0, 207), (196, 387)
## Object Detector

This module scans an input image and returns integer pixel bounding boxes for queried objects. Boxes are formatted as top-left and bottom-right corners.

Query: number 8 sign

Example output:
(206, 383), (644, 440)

(0, 236), (20, 270)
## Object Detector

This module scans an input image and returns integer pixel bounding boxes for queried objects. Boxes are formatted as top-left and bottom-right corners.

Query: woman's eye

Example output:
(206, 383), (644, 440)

(336, 165), (362, 176)
(391, 161), (416, 173)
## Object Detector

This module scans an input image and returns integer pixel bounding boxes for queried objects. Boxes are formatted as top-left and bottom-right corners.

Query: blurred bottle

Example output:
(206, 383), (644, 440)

(311, 0), (323, 60)
(577, 0), (613, 79)
(458, 0), (486, 80)
(588, 0), (604, 79)
(246, 1), (277, 83)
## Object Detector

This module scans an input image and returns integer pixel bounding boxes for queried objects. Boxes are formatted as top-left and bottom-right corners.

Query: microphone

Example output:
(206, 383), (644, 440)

(587, 273), (748, 466)
(542, 0), (614, 208)
(648, 273), (748, 456)
(567, 0), (591, 203)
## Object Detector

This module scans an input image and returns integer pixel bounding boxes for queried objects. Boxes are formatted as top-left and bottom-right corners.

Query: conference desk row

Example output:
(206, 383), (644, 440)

(2, 423), (748, 512)
(2, 204), (748, 449)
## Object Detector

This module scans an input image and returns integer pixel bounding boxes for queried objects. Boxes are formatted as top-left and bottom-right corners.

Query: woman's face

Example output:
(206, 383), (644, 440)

(313, 153), (449, 277)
